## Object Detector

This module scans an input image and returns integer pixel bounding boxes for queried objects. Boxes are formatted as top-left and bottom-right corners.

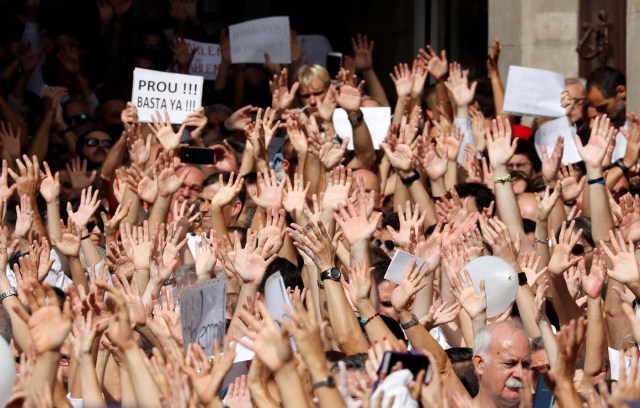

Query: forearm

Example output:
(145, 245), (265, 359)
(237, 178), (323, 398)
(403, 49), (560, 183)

(551, 379), (583, 408)
(586, 166), (613, 242)
(604, 280), (634, 350)
(304, 155), (323, 197)
(357, 300), (399, 348)
(584, 298), (608, 379)
(350, 119), (375, 169)
(534, 220), (551, 266)
(324, 280), (368, 354)
(548, 274), (582, 325)
(430, 178), (447, 199)
(537, 318), (558, 368)
(80, 356), (106, 408)
(123, 347), (162, 407)
(229, 283), (258, 339)
(148, 195), (171, 237)
(100, 136), (127, 181)
(439, 320), (465, 348)
(407, 176), (437, 227)
(121, 187), (142, 227)
(28, 111), (53, 160)
(392, 96), (408, 126)
(361, 69), (389, 107)
(392, 171), (411, 210)
(515, 284), (542, 338)
(213, 61), (231, 91)
(305, 356), (347, 408)
(46, 202), (62, 242)
(493, 165), (531, 251)
(29, 195), (48, 240)
(69, 256), (89, 291)
(411, 274), (434, 320)
(81, 237), (104, 269)
(210, 206), (229, 239)
(435, 81), (452, 119)
(29, 351), (60, 394)
(457, 311), (475, 347)
(0, 277), (32, 350)
(120, 364), (137, 408)
(273, 362), (313, 408)
(489, 72), (505, 116)
(444, 161), (457, 190)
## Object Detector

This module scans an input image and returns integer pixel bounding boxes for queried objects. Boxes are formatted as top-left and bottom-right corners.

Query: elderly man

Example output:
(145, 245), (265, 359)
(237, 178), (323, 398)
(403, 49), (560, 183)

(471, 321), (532, 408)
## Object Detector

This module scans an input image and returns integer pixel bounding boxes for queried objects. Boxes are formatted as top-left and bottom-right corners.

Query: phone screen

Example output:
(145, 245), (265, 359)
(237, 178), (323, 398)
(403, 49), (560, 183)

(326, 52), (343, 80)
(377, 351), (433, 383)
(180, 147), (215, 165)
(533, 376), (555, 408)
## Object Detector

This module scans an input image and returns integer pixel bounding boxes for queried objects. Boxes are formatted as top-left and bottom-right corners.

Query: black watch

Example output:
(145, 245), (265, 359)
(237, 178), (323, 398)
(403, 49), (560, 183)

(348, 109), (364, 127)
(400, 171), (420, 186)
(320, 267), (341, 282)
(518, 271), (528, 286)
(611, 158), (630, 174)
(312, 375), (336, 390)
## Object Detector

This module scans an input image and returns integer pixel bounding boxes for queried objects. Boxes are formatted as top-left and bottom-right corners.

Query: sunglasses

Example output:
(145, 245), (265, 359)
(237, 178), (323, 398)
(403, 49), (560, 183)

(571, 244), (592, 256)
(87, 219), (104, 232)
(85, 138), (113, 148)
(374, 239), (395, 251)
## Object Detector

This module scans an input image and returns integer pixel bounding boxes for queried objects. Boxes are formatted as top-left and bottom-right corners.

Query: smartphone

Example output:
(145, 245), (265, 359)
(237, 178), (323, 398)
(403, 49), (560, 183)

(533, 376), (555, 408)
(326, 52), (343, 81)
(377, 351), (433, 383)
(180, 147), (215, 165)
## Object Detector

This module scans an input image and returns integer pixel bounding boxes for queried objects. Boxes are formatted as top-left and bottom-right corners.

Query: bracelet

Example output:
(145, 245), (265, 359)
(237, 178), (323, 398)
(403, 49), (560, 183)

(493, 174), (513, 183)
(534, 237), (549, 245)
(587, 177), (605, 185)
(163, 277), (176, 286)
(399, 313), (419, 330)
(359, 312), (380, 326)
(563, 199), (577, 206)
(81, 234), (91, 240)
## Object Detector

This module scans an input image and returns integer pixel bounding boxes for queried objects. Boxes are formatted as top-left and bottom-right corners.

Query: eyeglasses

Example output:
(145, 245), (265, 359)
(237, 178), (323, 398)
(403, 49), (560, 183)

(85, 138), (113, 148)
(374, 239), (395, 251)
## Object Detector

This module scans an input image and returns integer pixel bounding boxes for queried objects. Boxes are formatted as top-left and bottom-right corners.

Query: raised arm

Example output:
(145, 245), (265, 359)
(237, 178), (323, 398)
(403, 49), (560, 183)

(351, 34), (389, 107)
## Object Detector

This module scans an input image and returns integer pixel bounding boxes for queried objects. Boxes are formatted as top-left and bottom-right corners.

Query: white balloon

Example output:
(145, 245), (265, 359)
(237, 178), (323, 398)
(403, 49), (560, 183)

(462, 256), (518, 318)
(0, 336), (16, 406)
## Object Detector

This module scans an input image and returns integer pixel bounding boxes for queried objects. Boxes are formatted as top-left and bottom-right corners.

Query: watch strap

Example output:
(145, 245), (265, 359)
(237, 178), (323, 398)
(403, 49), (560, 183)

(518, 271), (528, 286)
(312, 375), (336, 390)
(399, 313), (419, 330)
(400, 171), (420, 186)
(320, 267), (339, 282)
(0, 287), (17, 302)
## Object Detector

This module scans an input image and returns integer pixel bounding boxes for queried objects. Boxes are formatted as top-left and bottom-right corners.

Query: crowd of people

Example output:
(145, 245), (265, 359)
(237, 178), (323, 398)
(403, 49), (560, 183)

(0, 0), (639, 407)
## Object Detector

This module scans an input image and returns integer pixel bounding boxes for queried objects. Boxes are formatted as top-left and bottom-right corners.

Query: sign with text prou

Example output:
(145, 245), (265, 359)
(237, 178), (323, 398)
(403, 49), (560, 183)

(132, 68), (204, 124)
(229, 16), (291, 64)
(180, 277), (226, 355)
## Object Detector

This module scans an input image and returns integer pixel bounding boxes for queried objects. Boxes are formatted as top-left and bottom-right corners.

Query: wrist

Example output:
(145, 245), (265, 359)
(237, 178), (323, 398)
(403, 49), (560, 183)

(356, 298), (375, 314)
(623, 156), (637, 169)
(492, 166), (509, 177)
(273, 359), (296, 377)
(585, 167), (603, 179)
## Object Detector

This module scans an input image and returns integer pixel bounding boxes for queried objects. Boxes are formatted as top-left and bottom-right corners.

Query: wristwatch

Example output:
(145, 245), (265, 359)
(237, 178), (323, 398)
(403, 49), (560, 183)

(348, 109), (364, 127)
(399, 313), (419, 330)
(609, 158), (630, 174)
(312, 375), (336, 390)
(518, 272), (528, 286)
(400, 171), (420, 186)
(0, 287), (17, 302)
(320, 267), (341, 282)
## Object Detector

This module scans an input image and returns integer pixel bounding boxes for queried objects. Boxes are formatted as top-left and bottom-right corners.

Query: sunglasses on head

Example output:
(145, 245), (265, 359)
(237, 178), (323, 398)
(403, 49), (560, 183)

(374, 239), (395, 251)
(85, 137), (113, 148)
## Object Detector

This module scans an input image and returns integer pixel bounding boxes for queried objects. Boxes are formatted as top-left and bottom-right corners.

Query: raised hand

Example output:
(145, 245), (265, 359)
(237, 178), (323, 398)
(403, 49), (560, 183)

(535, 185), (561, 222)
(65, 157), (97, 191)
(150, 110), (186, 151)
(541, 137), (563, 185)
(219, 229), (277, 285)
(410, 58), (429, 99)
(575, 114), (616, 170)
(436, 124), (463, 162)
(270, 68), (299, 113)
(321, 166), (352, 212)
(389, 63), (412, 97)
(184, 340), (236, 405)
(157, 155), (188, 198)
(391, 259), (431, 312)
(470, 107), (487, 152)
(121, 101), (139, 129)
(210, 172), (244, 210)
(15, 194), (34, 239)
(121, 221), (152, 271)
(287, 220), (336, 272)
(416, 142), (448, 181)
(333, 197), (382, 245)
(518, 251), (546, 288)
(100, 201), (131, 238)
(351, 33), (374, 72)
(8, 154), (41, 197)
(486, 116), (517, 169)
(249, 169), (285, 209)
(282, 173), (309, 218)
(237, 300), (292, 372)
(50, 218), (81, 257)
(387, 201), (427, 246)
(39, 162), (60, 203)
(0, 160), (16, 201)
(67, 186), (101, 230)
(316, 84), (338, 122)
(601, 229), (640, 284)
(14, 279), (72, 354)
(558, 164), (585, 203)
(444, 62), (477, 108)
(381, 117), (419, 173)
(195, 231), (218, 279)
(579, 251), (605, 299)
(341, 262), (374, 307)
(541, 317), (587, 392)
(125, 124), (152, 167)
(419, 45), (448, 81)
(421, 298), (462, 330)
(255, 208), (287, 257)
(225, 105), (258, 132)
(548, 221), (583, 276)
(336, 69), (365, 112)
(0, 121), (20, 161)
(617, 193), (640, 242)
(308, 123), (349, 169)
(450, 269), (486, 319)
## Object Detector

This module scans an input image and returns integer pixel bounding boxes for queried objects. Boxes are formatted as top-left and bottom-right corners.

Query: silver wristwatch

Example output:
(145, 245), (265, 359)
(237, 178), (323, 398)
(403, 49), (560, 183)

(0, 287), (17, 302)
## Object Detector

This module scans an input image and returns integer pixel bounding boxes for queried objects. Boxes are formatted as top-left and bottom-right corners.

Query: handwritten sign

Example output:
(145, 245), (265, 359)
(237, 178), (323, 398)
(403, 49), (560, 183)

(180, 277), (226, 355)
(332, 107), (391, 150)
(534, 116), (582, 164)
(229, 17), (291, 64)
(384, 250), (430, 285)
(184, 39), (222, 81)
(131, 68), (204, 124)
(503, 66), (565, 118)
(298, 34), (333, 65)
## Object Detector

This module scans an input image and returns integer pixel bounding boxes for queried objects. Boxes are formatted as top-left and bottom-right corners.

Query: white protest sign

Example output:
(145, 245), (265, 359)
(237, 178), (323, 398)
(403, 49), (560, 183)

(332, 107), (391, 150)
(534, 116), (582, 164)
(503, 66), (565, 118)
(184, 39), (222, 81)
(298, 34), (333, 66)
(264, 272), (296, 351)
(180, 277), (226, 355)
(384, 250), (430, 285)
(229, 16), (291, 64)
(132, 68), (204, 124)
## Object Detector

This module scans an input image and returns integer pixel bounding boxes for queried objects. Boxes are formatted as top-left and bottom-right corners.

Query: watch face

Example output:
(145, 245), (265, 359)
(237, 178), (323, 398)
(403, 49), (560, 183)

(330, 268), (341, 280)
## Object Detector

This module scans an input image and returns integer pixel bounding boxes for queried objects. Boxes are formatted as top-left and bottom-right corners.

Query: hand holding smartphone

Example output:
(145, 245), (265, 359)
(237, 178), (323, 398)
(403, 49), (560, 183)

(377, 351), (433, 385)
(326, 52), (343, 82)
(179, 146), (216, 165)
